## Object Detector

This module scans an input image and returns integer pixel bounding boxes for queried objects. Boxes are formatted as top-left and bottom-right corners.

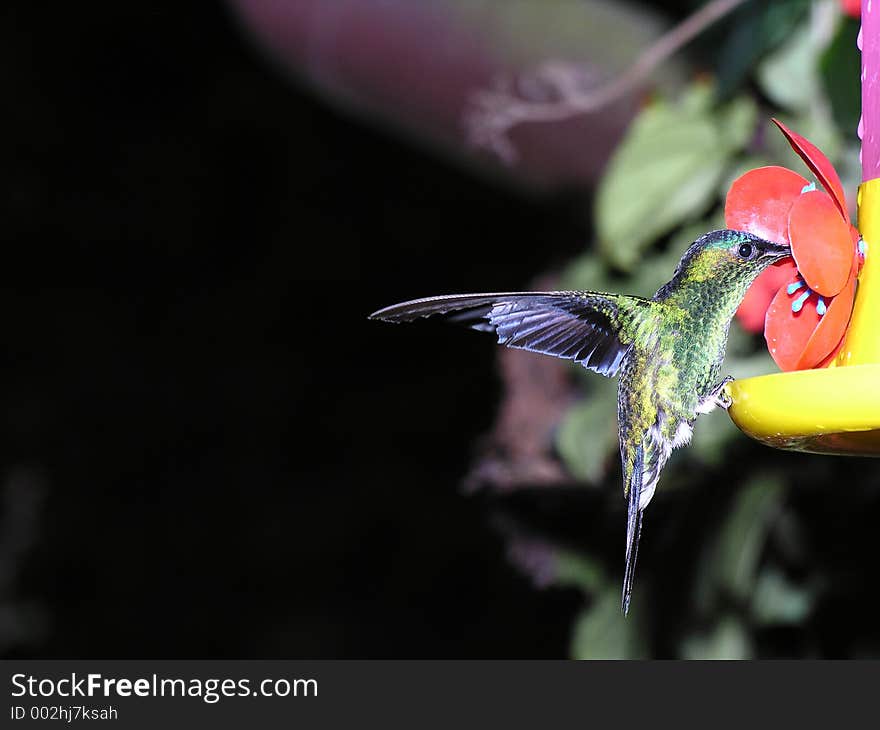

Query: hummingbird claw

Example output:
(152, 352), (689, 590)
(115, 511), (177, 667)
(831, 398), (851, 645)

(714, 376), (734, 410)
(695, 376), (734, 414)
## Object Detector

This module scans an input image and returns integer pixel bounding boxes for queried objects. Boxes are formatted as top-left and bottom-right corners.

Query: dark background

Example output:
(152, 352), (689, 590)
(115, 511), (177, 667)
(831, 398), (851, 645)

(0, 1), (628, 657)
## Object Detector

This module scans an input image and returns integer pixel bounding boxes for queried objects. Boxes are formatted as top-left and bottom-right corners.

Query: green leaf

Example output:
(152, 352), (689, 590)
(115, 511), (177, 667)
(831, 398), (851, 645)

(718, 96), (758, 151)
(553, 550), (606, 593)
(570, 589), (649, 659)
(680, 80), (715, 114)
(557, 251), (611, 292)
(559, 240), (685, 300)
(562, 215), (729, 308)
(595, 83), (742, 272)
(693, 473), (786, 611)
(756, 22), (820, 113)
(679, 616), (753, 659)
(555, 378), (618, 483)
(722, 351), (777, 380)
(819, 18), (861, 133)
(751, 566), (814, 626)
(713, 0), (810, 98)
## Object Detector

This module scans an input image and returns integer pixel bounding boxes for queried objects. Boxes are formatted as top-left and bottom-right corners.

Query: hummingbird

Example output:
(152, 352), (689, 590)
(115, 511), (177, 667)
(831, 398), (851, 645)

(370, 229), (791, 614)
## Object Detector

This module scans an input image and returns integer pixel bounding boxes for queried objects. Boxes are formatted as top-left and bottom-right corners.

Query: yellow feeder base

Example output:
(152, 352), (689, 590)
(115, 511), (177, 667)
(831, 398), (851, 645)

(727, 365), (880, 455)
(726, 178), (880, 456)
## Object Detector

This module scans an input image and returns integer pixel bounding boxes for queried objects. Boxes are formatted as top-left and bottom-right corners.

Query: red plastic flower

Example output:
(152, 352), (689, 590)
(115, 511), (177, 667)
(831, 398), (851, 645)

(725, 119), (863, 371)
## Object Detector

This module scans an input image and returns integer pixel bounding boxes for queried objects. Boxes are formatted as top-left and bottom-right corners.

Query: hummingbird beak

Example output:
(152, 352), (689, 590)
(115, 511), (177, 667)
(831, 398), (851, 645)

(760, 240), (792, 262)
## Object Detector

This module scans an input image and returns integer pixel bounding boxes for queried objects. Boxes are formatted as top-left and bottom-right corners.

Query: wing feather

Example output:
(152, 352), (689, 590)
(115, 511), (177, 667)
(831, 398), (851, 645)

(370, 292), (652, 377)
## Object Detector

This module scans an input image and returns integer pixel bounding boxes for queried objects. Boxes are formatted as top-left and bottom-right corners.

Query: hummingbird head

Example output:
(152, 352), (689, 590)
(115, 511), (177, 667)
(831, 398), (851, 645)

(654, 229), (791, 302)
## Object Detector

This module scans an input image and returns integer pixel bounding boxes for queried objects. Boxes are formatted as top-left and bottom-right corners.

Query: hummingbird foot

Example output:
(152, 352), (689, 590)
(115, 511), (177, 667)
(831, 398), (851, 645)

(697, 376), (734, 413)
(712, 376), (735, 410)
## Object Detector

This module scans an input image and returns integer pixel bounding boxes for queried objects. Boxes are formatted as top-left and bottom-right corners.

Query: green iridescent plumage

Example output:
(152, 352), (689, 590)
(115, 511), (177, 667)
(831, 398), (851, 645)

(370, 229), (791, 614)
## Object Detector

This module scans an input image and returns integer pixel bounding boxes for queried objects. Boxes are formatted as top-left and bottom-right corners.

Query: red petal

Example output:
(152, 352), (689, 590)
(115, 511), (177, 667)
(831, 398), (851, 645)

(765, 279), (822, 371)
(725, 166), (808, 245)
(796, 276), (856, 369)
(737, 283), (773, 332)
(736, 260), (798, 332)
(772, 119), (849, 221)
(814, 333), (847, 369)
(763, 259), (799, 288)
(788, 189), (854, 297)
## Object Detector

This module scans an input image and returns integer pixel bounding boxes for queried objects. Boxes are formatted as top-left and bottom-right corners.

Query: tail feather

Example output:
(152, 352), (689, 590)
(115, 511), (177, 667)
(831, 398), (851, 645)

(622, 444), (644, 616)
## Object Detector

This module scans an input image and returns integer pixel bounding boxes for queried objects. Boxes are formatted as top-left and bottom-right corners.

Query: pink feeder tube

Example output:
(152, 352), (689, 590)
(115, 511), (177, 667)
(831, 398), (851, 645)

(862, 0), (880, 180)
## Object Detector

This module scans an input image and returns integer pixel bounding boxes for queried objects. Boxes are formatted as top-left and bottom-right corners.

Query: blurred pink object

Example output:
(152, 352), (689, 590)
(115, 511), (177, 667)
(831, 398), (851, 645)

(227, 0), (642, 187)
(862, 0), (880, 181)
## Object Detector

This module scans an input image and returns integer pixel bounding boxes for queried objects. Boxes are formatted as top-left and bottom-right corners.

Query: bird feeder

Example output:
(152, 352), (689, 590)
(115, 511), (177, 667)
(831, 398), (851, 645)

(725, 1), (880, 456)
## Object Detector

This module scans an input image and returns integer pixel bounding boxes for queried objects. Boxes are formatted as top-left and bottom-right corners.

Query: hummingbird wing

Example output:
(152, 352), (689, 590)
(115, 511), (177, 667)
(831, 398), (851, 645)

(369, 292), (650, 377)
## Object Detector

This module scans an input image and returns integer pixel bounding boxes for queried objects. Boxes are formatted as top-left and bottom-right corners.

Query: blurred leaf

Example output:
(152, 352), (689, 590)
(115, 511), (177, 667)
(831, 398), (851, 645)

(679, 616), (753, 659)
(756, 22), (819, 113)
(719, 96), (758, 150)
(820, 18), (861, 134)
(751, 566), (814, 625)
(561, 214), (730, 302)
(555, 378), (618, 482)
(595, 84), (755, 271)
(714, 0), (810, 98)
(560, 240), (683, 299)
(680, 79), (716, 113)
(723, 350), (776, 379)
(771, 510), (809, 564)
(694, 473), (785, 611)
(596, 84), (731, 271)
(558, 251), (612, 291)
(554, 550), (606, 593)
(570, 589), (648, 659)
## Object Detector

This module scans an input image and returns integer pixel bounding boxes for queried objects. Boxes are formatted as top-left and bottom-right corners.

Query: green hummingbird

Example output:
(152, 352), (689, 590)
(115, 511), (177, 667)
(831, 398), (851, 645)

(370, 229), (791, 614)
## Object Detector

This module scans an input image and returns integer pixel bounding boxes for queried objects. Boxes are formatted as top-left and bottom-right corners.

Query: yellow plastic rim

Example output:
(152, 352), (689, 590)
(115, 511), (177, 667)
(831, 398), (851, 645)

(725, 178), (880, 456)
(727, 364), (880, 454)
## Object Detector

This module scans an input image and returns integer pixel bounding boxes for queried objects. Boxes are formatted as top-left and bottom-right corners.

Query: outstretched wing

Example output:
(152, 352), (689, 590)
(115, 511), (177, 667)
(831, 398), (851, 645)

(369, 291), (653, 377)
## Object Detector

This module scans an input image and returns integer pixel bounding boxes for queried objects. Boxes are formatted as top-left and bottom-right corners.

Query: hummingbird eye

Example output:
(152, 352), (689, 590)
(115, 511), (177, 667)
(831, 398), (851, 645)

(737, 243), (755, 259)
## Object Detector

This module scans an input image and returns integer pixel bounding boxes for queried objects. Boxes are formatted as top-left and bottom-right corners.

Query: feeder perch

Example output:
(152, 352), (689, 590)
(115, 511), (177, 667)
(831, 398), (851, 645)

(725, 1), (880, 455)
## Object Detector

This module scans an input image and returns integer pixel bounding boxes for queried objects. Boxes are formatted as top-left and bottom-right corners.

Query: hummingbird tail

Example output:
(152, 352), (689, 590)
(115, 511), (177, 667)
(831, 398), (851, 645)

(622, 444), (644, 616)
